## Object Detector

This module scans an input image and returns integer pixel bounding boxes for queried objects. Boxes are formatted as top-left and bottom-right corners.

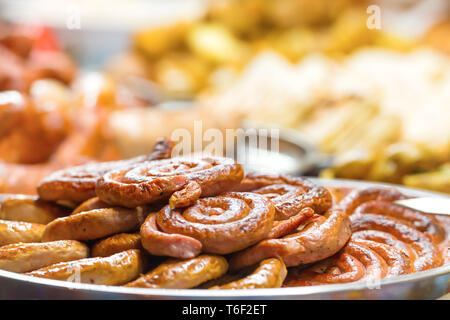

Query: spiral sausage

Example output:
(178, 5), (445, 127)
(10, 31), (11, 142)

(284, 187), (448, 286)
(235, 174), (332, 219)
(96, 156), (244, 208)
(72, 197), (110, 215)
(37, 138), (175, 202)
(284, 253), (363, 286)
(169, 180), (202, 209)
(141, 192), (275, 258)
(229, 209), (351, 270)
(338, 187), (407, 215)
(341, 187), (443, 271)
(354, 201), (445, 242)
(436, 216), (450, 264)
(125, 254), (228, 289)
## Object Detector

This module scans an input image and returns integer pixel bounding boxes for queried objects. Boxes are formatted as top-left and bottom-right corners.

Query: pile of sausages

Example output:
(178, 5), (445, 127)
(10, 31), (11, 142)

(0, 139), (448, 289)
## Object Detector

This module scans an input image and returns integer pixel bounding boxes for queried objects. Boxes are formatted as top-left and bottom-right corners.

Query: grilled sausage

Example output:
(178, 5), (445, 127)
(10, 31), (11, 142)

(235, 174), (332, 219)
(210, 258), (287, 290)
(125, 254), (228, 289)
(141, 192), (275, 258)
(0, 240), (89, 272)
(37, 138), (175, 202)
(25, 249), (143, 285)
(0, 219), (45, 246)
(72, 197), (110, 215)
(42, 207), (147, 242)
(92, 233), (142, 257)
(96, 156), (243, 208)
(0, 194), (69, 224)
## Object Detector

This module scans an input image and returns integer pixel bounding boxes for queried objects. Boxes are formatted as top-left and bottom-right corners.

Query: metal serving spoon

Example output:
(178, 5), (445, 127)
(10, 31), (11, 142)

(394, 198), (450, 216)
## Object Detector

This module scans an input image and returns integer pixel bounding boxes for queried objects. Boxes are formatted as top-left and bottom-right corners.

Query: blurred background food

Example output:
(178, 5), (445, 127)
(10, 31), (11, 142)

(0, 0), (449, 193)
(202, 48), (450, 192)
(112, 0), (414, 98)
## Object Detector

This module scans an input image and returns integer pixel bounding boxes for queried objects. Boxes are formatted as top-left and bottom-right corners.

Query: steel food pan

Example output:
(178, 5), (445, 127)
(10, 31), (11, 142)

(0, 179), (448, 299)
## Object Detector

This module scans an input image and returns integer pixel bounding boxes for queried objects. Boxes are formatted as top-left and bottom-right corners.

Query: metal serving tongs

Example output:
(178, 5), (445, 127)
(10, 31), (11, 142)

(394, 198), (450, 216)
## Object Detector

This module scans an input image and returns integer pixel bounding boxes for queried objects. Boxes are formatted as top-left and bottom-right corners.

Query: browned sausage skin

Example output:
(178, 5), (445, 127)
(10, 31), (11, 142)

(284, 187), (449, 286)
(210, 258), (287, 290)
(354, 200), (445, 242)
(267, 207), (315, 239)
(26, 249), (143, 285)
(235, 174), (332, 219)
(0, 240), (89, 273)
(72, 197), (110, 215)
(125, 254), (228, 289)
(0, 194), (69, 224)
(42, 206), (148, 242)
(338, 187), (407, 215)
(0, 219), (45, 246)
(229, 209), (352, 270)
(284, 239), (413, 287)
(96, 156), (244, 208)
(92, 233), (142, 257)
(140, 192), (275, 258)
(350, 213), (442, 271)
(37, 138), (175, 202)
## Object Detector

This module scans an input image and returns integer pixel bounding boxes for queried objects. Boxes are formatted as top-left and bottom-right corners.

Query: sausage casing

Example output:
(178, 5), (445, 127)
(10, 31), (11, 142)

(25, 249), (143, 285)
(0, 219), (45, 246)
(92, 233), (142, 257)
(41, 207), (147, 241)
(0, 194), (69, 224)
(0, 240), (89, 273)
(211, 258), (287, 290)
(126, 254), (228, 289)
